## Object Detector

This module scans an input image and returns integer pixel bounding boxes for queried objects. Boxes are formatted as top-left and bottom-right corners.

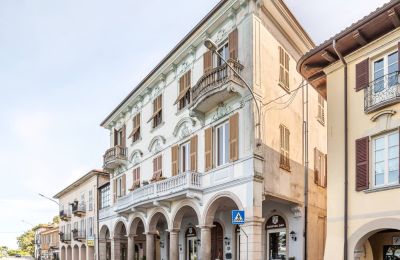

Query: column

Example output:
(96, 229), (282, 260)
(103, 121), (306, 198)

(169, 230), (179, 260)
(200, 226), (211, 260)
(99, 239), (107, 260)
(240, 219), (263, 260)
(145, 233), (155, 260)
(111, 237), (120, 260)
(127, 235), (135, 260)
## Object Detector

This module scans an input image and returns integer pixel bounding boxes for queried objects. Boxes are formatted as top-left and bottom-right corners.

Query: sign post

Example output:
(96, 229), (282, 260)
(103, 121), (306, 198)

(231, 210), (248, 260)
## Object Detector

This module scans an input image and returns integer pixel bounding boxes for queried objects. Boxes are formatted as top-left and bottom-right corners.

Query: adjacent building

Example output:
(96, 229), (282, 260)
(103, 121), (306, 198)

(98, 0), (327, 260)
(35, 224), (55, 260)
(40, 226), (60, 260)
(298, 1), (400, 259)
(54, 170), (110, 260)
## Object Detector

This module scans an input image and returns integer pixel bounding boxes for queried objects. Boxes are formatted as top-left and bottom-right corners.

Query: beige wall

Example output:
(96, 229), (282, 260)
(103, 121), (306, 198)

(324, 28), (400, 260)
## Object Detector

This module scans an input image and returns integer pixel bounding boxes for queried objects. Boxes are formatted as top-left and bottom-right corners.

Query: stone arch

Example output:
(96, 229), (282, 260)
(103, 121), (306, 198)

(99, 224), (111, 239)
(171, 199), (201, 230)
(172, 117), (196, 138)
(80, 244), (87, 260)
(147, 207), (171, 233)
(349, 218), (400, 259)
(128, 213), (148, 235)
(113, 219), (128, 237)
(129, 149), (143, 165)
(201, 191), (244, 226)
(148, 135), (166, 153)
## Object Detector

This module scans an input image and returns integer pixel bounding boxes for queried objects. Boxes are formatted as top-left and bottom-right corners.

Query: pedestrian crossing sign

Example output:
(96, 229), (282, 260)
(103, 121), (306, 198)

(231, 210), (245, 224)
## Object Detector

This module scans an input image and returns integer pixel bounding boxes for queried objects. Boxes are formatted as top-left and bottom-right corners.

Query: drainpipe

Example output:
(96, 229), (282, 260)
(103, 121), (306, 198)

(302, 79), (309, 260)
(96, 177), (100, 260)
(333, 39), (348, 260)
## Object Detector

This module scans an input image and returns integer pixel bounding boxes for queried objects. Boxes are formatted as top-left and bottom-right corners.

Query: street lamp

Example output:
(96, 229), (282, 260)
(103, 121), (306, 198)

(21, 220), (35, 227)
(204, 38), (262, 146)
(38, 193), (59, 206)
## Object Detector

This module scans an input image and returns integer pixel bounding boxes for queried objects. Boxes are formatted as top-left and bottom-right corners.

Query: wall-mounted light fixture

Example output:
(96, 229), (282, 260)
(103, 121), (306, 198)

(290, 231), (297, 241)
(224, 237), (230, 246)
(196, 238), (201, 247)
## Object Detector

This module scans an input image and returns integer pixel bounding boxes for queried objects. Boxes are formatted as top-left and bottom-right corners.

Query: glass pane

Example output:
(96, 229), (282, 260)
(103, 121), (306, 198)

(269, 232), (286, 260)
(389, 146), (398, 160)
(375, 172), (384, 186)
(375, 137), (385, 150)
(375, 149), (385, 162)
(389, 170), (399, 184)
(389, 133), (399, 146)
(388, 52), (398, 67)
(389, 158), (398, 172)
(374, 59), (384, 77)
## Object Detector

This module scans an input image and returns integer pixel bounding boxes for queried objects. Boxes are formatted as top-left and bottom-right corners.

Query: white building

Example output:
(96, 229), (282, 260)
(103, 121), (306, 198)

(98, 1), (327, 260)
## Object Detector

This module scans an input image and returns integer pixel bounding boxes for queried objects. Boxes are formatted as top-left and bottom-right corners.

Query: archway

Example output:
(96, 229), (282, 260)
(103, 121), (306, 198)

(66, 246), (72, 260)
(87, 246), (94, 260)
(114, 221), (128, 260)
(128, 216), (146, 260)
(80, 245), (86, 260)
(148, 209), (170, 260)
(73, 245), (79, 260)
(265, 215), (287, 260)
(99, 225), (111, 260)
(202, 192), (244, 260)
(171, 201), (201, 260)
(60, 246), (66, 260)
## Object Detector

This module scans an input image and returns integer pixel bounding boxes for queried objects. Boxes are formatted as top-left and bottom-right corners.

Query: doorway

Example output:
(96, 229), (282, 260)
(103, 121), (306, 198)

(186, 227), (198, 260)
(266, 215), (287, 260)
(211, 222), (224, 260)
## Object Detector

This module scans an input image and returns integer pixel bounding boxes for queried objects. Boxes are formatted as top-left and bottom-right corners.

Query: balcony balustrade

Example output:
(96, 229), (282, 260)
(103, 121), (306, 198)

(59, 232), (71, 243)
(191, 59), (245, 113)
(72, 230), (86, 241)
(59, 210), (71, 221)
(71, 201), (86, 217)
(364, 72), (400, 113)
(103, 145), (128, 170)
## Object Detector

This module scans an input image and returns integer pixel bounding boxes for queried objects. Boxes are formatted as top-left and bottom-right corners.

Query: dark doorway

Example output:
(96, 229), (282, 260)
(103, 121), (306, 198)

(211, 222), (224, 260)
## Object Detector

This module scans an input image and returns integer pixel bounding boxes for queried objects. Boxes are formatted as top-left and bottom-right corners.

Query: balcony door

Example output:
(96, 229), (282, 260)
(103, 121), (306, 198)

(373, 51), (398, 94)
(185, 227), (198, 260)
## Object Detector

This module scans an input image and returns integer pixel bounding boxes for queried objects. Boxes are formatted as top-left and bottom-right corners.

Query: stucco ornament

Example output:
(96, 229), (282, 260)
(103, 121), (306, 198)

(291, 206), (302, 218)
(129, 149), (143, 166)
(213, 103), (232, 121)
(216, 28), (227, 43)
(173, 117), (196, 139)
(148, 135), (166, 153)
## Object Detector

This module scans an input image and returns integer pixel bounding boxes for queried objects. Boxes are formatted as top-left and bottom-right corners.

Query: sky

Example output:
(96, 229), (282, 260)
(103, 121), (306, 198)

(0, 0), (389, 249)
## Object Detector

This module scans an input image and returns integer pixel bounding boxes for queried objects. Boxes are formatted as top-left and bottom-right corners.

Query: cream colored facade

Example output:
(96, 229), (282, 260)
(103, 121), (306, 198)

(98, 1), (327, 260)
(54, 170), (109, 260)
(40, 226), (60, 260)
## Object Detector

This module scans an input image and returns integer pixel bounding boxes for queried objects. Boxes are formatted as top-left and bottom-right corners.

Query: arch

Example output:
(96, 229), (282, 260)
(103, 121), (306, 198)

(99, 224), (111, 239)
(128, 214), (147, 235)
(172, 117), (196, 138)
(73, 245), (79, 260)
(171, 200), (201, 230)
(113, 219), (128, 237)
(349, 218), (400, 259)
(80, 244), (87, 260)
(147, 207), (171, 233)
(148, 135), (166, 153)
(201, 191), (244, 226)
(129, 149), (143, 165)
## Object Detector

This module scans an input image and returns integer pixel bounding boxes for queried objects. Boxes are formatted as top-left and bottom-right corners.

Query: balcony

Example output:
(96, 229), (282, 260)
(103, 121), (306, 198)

(71, 201), (86, 217)
(59, 232), (71, 243)
(59, 210), (71, 221)
(190, 59), (245, 113)
(72, 230), (86, 241)
(364, 72), (400, 113)
(103, 145), (128, 170)
(115, 171), (202, 213)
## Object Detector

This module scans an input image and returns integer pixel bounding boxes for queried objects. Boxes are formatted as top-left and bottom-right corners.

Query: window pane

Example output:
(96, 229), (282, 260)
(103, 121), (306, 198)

(218, 127), (223, 166)
(389, 133), (399, 146)
(375, 137), (385, 150)
(388, 52), (398, 67)
(389, 170), (399, 184)
(375, 172), (384, 186)
(375, 149), (385, 162)
(375, 161), (385, 174)
(374, 59), (384, 78)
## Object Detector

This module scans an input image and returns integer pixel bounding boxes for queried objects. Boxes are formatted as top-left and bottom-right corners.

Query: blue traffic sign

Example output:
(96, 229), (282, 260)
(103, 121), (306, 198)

(231, 210), (245, 224)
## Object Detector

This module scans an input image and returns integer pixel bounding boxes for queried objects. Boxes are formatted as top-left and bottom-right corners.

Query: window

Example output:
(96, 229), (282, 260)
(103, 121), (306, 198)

(149, 95), (162, 128)
(129, 113), (141, 143)
(80, 219), (86, 233)
(88, 190), (93, 211)
(131, 167), (141, 190)
(216, 121), (230, 167)
(117, 177), (123, 197)
(279, 46), (290, 91)
(152, 155), (163, 181)
(217, 42), (229, 66)
(373, 131), (399, 187)
(73, 222), (78, 232)
(280, 124), (290, 171)
(176, 71), (191, 110)
(87, 217), (93, 237)
(113, 126), (126, 147)
(314, 148), (327, 187)
(317, 94), (325, 125)
(373, 51), (398, 93)
(180, 141), (191, 173)
(100, 185), (110, 209)
(80, 193), (85, 210)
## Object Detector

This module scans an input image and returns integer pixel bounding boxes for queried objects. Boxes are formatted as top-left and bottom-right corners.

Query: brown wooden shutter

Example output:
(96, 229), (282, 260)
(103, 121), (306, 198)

(355, 58), (369, 91)
(229, 113), (239, 162)
(171, 145), (179, 176)
(158, 155), (163, 177)
(229, 28), (238, 60)
(121, 125), (126, 147)
(205, 127), (213, 171)
(121, 174), (126, 196)
(356, 137), (369, 191)
(113, 179), (117, 203)
(203, 51), (213, 73)
(325, 154), (328, 187)
(190, 135), (198, 172)
(314, 148), (320, 185)
(398, 42), (400, 71)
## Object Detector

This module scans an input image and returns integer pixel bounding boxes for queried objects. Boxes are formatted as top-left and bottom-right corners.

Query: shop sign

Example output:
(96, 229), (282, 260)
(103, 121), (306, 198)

(87, 238), (95, 247)
(266, 215), (286, 229)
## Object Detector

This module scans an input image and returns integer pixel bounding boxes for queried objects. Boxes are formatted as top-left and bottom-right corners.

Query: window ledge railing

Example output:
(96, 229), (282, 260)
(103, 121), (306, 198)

(364, 72), (400, 113)
(103, 145), (128, 168)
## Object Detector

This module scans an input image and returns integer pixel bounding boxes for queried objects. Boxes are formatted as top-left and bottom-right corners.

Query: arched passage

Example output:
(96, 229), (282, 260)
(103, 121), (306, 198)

(60, 246), (66, 260)
(80, 245), (86, 260)
(114, 221), (128, 260)
(128, 216), (146, 260)
(99, 225), (111, 260)
(147, 209), (170, 260)
(202, 192), (244, 260)
(87, 245), (94, 260)
(66, 246), (72, 260)
(73, 245), (79, 260)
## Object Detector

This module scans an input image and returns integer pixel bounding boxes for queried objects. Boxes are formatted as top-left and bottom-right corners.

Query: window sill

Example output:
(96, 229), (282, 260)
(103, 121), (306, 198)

(150, 121), (165, 133)
(278, 82), (290, 94)
(317, 117), (325, 126)
(279, 164), (291, 172)
(364, 184), (400, 193)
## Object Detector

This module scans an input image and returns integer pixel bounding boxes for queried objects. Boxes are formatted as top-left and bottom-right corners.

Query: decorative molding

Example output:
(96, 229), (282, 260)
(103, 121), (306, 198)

(129, 149), (144, 165)
(189, 110), (205, 126)
(148, 135), (166, 153)
(213, 103), (232, 121)
(370, 109), (396, 122)
(172, 117), (196, 139)
(291, 206), (302, 218)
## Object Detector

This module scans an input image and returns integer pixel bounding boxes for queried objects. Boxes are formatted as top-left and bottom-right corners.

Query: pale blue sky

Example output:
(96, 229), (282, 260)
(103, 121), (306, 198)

(0, 0), (388, 248)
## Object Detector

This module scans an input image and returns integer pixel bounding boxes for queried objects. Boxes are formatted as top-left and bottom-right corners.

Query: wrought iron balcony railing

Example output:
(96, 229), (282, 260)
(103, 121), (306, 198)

(59, 232), (71, 243)
(59, 210), (71, 221)
(71, 201), (86, 216)
(364, 72), (400, 113)
(72, 230), (86, 241)
(103, 145), (128, 169)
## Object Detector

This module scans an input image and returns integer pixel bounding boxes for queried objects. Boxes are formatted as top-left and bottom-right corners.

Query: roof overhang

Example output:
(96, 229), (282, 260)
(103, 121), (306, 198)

(297, 0), (400, 99)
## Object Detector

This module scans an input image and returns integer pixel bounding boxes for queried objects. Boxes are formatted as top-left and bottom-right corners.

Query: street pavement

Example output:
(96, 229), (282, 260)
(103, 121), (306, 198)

(1, 257), (34, 260)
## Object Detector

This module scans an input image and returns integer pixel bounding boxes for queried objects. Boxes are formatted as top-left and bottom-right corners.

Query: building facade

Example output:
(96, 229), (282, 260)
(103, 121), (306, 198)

(40, 226), (60, 260)
(98, 0), (327, 260)
(35, 225), (55, 260)
(298, 1), (400, 260)
(54, 170), (110, 260)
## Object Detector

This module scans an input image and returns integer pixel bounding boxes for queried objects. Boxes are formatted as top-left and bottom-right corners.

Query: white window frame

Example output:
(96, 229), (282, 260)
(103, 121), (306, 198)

(117, 177), (123, 197)
(215, 121), (230, 167)
(372, 50), (398, 81)
(372, 131), (399, 187)
(216, 41), (229, 67)
(180, 141), (191, 173)
(88, 190), (93, 211)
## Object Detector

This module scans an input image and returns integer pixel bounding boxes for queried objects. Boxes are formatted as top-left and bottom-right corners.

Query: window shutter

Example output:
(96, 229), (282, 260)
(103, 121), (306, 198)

(205, 127), (213, 171)
(355, 58), (369, 91)
(314, 148), (320, 185)
(121, 174), (126, 196)
(171, 145), (179, 176)
(203, 51), (213, 73)
(229, 28), (238, 60)
(190, 135), (198, 172)
(355, 137), (369, 191)
(113, 129), (118, 146)
(113, 179), (117, 203)
(229, 113), (239, 162)
(158, 155), (163, 177)
(121, 125), (126, 147)
(153, 157), (157, 179)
